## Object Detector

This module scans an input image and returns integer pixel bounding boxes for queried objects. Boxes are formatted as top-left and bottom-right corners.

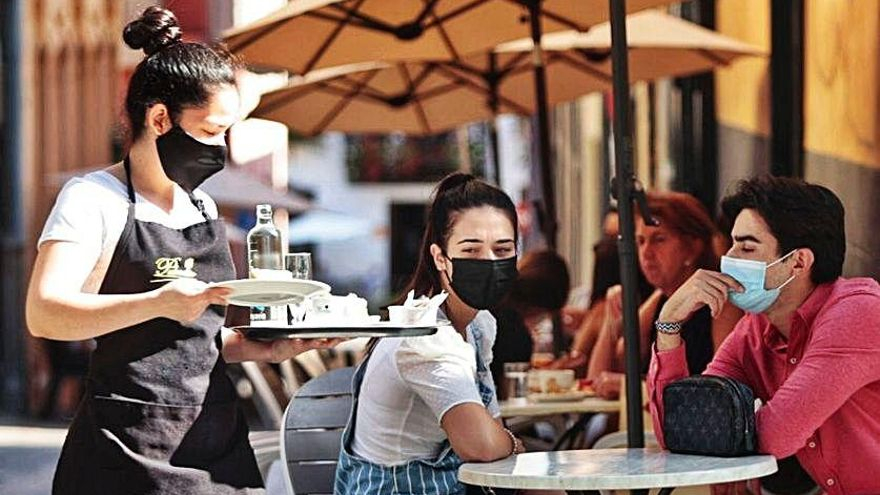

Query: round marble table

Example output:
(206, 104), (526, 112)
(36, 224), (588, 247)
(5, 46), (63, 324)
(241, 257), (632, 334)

(499, 397), (620, 418)
(458, 448), (777, 492)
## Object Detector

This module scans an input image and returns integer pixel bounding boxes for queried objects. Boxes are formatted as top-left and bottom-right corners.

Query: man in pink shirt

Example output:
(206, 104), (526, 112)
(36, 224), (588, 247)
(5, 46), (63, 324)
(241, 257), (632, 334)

(648, 176), (880, 494)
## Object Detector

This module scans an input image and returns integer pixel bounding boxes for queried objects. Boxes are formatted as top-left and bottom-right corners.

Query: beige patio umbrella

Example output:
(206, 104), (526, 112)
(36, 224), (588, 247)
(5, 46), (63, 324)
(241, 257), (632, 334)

(223, 0), (670, 74)
(226, 0), (675, 249)
(251, 11), (763, 136)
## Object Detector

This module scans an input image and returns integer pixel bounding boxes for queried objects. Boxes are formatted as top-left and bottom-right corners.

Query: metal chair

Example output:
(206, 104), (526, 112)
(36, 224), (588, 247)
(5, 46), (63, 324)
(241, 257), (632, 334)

(279, 367), (355, 495)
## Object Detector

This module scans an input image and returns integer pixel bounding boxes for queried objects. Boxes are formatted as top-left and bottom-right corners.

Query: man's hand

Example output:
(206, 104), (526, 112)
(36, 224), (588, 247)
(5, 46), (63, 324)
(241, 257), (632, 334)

(659, 270), (744, 322)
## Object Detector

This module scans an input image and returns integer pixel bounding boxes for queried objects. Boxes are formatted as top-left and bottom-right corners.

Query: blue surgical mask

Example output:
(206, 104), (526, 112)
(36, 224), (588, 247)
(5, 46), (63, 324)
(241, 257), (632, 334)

(720, 250), (797, 314)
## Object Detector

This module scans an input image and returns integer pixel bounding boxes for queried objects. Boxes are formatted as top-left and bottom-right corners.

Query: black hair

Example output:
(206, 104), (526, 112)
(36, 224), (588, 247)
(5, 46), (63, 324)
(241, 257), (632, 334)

(504, 250), (570, 311)
(123, 6), (240, 140)
(402, 173), (518, 300)
(721, 175), (845, 284)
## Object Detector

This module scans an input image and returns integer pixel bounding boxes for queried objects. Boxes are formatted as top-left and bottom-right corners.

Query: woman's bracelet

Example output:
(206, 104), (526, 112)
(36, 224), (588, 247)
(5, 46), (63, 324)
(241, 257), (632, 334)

(503, 427), (522, 456)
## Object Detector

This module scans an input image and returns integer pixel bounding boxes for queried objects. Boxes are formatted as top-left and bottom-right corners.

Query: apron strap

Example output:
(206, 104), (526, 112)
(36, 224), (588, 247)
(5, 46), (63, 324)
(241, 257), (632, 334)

(122, 156), (212, 222)
(185, 190), (212, 222)
(122, 157), (137, 204)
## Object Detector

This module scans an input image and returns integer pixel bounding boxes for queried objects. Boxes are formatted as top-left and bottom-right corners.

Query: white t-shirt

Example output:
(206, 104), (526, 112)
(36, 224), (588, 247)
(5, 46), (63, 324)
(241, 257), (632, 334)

(38, 168), (219, 293)
(350, 310), (501, 466)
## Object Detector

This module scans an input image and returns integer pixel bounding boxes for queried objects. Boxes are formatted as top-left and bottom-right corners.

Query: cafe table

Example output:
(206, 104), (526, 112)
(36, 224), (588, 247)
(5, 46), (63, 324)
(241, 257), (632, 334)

(500, 397), (620, 418)
(459, 448), (777, 494)
(500, 396), (621, 450)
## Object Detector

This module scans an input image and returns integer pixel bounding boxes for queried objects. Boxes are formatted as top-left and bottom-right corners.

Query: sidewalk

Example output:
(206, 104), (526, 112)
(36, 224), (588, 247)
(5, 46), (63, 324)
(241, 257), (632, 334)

(0, 421), (68, 495)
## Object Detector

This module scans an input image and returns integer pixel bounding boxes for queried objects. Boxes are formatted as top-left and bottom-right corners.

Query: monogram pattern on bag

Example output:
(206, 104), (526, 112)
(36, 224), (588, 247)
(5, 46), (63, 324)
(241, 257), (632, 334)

(663, 377), (756, 457)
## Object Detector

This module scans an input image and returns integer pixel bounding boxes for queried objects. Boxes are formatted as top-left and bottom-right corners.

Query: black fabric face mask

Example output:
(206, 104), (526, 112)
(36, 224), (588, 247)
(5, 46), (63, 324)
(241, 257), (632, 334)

(155, 126), (227, 192)
(446, 256), (518, 310)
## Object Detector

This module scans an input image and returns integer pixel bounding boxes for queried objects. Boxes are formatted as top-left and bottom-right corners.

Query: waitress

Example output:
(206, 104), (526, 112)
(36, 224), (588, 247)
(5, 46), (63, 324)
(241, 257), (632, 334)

(26, 7), (331, 494)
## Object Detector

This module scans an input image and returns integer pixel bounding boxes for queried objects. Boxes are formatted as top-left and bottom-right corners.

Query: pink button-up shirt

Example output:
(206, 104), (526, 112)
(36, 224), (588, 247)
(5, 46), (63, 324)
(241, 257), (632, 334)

(648, 277), (880, 495)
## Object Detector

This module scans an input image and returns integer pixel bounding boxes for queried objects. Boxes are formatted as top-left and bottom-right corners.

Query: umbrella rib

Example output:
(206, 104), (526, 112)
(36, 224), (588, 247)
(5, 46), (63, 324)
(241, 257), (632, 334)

(443, 59), (485, 80)
(498, 51), (531, 74)
(313, 70), (381, 134)
(324, 3), (398, 32)
(310, 76), (393, 104)
(429, 64), (530, 115)
(257, 87), (312, 115)
(411, 63), (439, 89)
(489, 90), (531, 115)
(429, 11), (462, 60)
(304, 0), (369, 74)
(227, 20), (291, 53)
(426, 0), (487, 27)
(335, 75), (389, 100)
(415, 0), (442, 25)
(398, 64), (433, 134)
(507, 0), (585, 31)
(561, 51), (613, 82)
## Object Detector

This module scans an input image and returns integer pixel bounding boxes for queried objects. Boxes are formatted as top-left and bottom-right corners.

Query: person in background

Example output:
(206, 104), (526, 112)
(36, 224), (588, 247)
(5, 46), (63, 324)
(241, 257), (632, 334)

(649, 176), (880, 494)
(490, 250), (571, 399)
(334, 173), (524, 495)
(26, 7), (334, 493)
(588, 192), (741, 399)
(553, 208), (653, 373)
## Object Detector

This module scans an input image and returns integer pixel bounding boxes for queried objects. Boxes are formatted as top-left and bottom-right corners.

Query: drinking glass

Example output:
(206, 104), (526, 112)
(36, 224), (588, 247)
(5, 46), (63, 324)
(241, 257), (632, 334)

(286, 253), (313, 323)
(285, 252), (313, 280)
(502, 362), (530, 400)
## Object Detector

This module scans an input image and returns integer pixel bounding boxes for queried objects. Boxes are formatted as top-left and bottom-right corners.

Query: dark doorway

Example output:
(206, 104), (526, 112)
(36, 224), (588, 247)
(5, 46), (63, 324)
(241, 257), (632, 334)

(390, 203), (428, 299)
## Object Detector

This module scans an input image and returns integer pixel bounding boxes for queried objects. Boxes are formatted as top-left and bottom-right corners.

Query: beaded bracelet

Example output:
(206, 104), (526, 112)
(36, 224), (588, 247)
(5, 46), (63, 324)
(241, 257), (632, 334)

(503, 427), (522, 456)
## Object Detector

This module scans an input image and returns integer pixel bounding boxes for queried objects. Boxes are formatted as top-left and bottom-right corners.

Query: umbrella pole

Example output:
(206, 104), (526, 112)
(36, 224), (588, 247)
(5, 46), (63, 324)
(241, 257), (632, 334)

(526, 0), (557, 250)
(489, 119), (502, 185)
(608, 0), (647, 458)
(488, 52), (502, 185)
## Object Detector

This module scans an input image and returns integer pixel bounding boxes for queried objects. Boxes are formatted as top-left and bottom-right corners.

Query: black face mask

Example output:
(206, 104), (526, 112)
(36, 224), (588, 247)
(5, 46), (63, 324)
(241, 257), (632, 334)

(155, 126), (227, 192)
(446, 256), (518, 310)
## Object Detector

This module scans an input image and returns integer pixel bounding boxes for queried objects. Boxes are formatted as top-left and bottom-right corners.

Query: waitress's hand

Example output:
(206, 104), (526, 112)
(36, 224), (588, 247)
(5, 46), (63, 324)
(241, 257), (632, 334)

(220, 328), (343, 363)
(154, 279), (231, 324)
(266, 338), (344, 363)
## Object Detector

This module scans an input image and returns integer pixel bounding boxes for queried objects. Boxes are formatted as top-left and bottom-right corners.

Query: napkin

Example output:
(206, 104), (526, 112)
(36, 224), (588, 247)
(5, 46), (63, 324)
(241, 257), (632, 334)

(393, 290), (448, 325)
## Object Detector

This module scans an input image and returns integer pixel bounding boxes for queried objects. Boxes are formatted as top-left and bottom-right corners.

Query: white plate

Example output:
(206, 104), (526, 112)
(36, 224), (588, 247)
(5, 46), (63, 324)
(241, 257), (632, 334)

(527, 390), (594, 402)
(209, 279), (330, 306)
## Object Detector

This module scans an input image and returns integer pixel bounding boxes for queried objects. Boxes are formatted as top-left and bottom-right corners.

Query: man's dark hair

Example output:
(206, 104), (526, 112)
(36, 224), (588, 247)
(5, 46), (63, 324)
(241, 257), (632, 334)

(721, 175), (846, 284)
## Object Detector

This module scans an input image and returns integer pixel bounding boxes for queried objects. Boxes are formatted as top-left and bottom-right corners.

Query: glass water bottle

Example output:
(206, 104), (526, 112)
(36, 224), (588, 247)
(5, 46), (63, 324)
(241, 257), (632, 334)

(247, 204), (285, 326)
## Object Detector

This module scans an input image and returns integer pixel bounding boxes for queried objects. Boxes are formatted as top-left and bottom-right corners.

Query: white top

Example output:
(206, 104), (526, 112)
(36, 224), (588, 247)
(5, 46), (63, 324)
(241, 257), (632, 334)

(458, 448), (778, 491)
(38, 169), (219, 292)
(350, 310), (501, 466)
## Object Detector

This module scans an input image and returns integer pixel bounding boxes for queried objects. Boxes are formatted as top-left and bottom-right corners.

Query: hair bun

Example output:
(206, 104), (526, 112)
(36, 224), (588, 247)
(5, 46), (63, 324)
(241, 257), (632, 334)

(435, 172), (476, 197)
(123, 6), (182, 56)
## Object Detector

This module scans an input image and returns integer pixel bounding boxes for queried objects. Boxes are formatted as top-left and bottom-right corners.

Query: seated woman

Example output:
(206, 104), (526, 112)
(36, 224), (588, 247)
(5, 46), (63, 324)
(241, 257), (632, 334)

(334, 173), (524, 495)
(490, 249), (571, 399)
(551, 209), (654, 374)
(588, 192), (742, 399)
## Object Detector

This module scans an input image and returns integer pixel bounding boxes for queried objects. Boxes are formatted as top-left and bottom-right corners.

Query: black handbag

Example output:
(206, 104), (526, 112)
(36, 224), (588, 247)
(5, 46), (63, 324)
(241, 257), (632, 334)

(662, 375), (757, 457)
